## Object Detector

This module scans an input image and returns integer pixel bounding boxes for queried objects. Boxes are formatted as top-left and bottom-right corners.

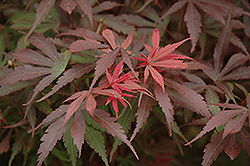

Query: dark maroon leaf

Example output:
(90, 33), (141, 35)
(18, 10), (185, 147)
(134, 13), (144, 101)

(202, 132), (230, 166)
(221, 66), (250, 81)
(130, 95), (153, 141)
(224, 133), (241, 160)
(213, 9), (232, 73)
(239, 128), (250, 157)
(154, 80), (174, 136)
(0, 130), (12, 154)
(166, 79), (211, 119)
(222, 111), (247, 139)
(185, 109), (244, 146)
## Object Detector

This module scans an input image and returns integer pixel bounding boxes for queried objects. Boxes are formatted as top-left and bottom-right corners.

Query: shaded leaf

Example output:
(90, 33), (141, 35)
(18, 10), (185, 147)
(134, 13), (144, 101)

(205, 86), (221, 114)
(0, 129), (12, 154)
(130, 95), (153, 141)
(26, 0), (56, 41)
(213, 8), (232, 73)
(221, 66), (250, 81)
(74, 0), (93, 28)
(239, 128), (250, 157)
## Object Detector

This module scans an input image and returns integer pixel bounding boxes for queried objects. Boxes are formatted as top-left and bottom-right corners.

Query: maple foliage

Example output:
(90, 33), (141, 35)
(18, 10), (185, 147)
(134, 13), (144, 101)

(1, 0), (250, 166)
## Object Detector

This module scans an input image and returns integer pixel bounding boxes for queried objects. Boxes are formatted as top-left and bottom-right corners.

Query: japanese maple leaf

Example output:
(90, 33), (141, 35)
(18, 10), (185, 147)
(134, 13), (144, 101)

(185, 93), (250, 146)
(156, 0), (248, 52)
(101, 59), (142, 117)
(134, 28), (193, 91)
(0, 33), (70, 106)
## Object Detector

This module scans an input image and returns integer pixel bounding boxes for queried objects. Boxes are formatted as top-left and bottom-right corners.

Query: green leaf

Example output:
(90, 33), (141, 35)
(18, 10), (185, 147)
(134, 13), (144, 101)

(63, 118), (78, 166)
(85, 123), (108, 166)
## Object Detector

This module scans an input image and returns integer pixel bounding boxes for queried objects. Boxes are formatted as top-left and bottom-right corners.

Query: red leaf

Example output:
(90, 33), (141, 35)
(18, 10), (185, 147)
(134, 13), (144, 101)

(74, 0), (93, 28)
(130, 95), (153, 141)
(60, 0), (77, 14)
(71, 109), (86, 157)
(37, 115), (68, 166)
(121, 29), (135, 50)
(239, 128), (250, 157)
(247, 93), (250, 109)
(222, 111), (247, 139)
(151, 28), (160, 49)
(26, 0), (56, 40)
(90, 109), (139, 160)
(185, 109), (244, 146)
(224, 133), (241, 160)
(148, 65), (164, 91)
(69, 40), (109, 53)
(202, 132), (230, 166)
(154, 80), (174, 136)
(184, 2), (202, 52)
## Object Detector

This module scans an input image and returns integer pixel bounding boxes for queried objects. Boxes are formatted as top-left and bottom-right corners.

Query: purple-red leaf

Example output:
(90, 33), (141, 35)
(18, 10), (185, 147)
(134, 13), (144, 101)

(60, 0), (77, 14)
(71, 109), (85, 157)
(239, 128), (250, 157)
(69, 40), (109, 53)
(222, 111), (248, 139)
(0, 130), (12, 154)
(166, 79), (211, 119)
(224, 133), (241, 160)
(74, 0), (93, 28)
(91, 109), (139, 160)
(37, 63), (94, 102)
(202, 132), (230, 166)
(184, 2), (202, 53)
(185, 109), (244, 146)
(88, 48), (120, 92)
(154, 80), (174, 136)
(26, 0), (56, 41)
(130, 95), (153, 141)
(37, 115), (68, 166)
(213, 8), (232, 73)
(92, 1), (122, 14)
